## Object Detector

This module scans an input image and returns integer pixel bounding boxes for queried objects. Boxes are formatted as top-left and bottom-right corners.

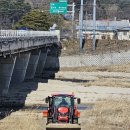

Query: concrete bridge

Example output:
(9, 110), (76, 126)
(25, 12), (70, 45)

(0, 30), (61, 96)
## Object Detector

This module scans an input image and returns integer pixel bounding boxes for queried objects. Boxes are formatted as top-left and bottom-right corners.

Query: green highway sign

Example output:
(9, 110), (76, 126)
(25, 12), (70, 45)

(50, 2), (67, 14)
(59, 0), (67, 2)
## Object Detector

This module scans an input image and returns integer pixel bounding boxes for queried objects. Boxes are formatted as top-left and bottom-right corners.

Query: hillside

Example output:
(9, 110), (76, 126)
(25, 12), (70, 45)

(25, 0), (130, 20)
(25, 0), (52, 9)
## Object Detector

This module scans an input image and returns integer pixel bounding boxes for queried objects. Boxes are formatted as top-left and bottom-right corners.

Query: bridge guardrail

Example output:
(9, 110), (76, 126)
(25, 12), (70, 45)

(0, 30), (60, 41)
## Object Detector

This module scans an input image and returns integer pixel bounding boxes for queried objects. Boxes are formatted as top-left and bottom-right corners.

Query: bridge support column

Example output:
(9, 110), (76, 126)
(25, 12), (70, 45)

(11, 53), (31, 84)
(35, 48), (49, 77)
(25, 50), (41, 80)
(0, 56), (16, 95)
(44, 55), (59, 70)
(42, 47), (59, 78)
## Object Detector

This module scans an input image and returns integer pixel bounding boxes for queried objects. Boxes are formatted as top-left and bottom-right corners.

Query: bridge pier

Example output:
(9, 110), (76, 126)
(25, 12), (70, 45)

(25, 50), (41, 80)
(11, 53), (31, 84)
(35, 48), (49, 77)
(0, 56), (16, 95)
(44, 53), (59, 70)
(42, 47), (59, 78)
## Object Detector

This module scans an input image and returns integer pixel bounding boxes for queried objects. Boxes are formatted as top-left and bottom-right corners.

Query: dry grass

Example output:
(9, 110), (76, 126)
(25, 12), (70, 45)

(60, 63), (130, 73)
(60, 64), (130, 87)
(0, 110), (46, 130)
(0, 100), (130, 130)
(81, 99), (130, 130)
(61, 39), (130, 56)
(83, 77), (130, 88)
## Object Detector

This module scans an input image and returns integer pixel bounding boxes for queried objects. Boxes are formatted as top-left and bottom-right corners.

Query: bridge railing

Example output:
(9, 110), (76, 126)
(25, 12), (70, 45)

(0, 30), (60, 54)
(0, 30), (60, 41)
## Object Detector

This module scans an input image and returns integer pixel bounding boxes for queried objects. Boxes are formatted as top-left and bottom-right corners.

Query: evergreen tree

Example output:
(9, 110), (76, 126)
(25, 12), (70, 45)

(15, 10), (64, 31)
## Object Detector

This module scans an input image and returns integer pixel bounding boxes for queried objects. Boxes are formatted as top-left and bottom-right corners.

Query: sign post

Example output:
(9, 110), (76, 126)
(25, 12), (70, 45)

(50, 2), (67, 14)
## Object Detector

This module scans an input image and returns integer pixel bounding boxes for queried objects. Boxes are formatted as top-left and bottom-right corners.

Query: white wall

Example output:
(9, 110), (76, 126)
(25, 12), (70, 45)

(77, 31), (130, 40)
(118, 31), (129, 40)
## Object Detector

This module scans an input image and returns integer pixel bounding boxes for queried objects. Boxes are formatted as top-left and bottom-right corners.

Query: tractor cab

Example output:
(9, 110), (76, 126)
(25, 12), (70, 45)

(46, 94), (77, 107)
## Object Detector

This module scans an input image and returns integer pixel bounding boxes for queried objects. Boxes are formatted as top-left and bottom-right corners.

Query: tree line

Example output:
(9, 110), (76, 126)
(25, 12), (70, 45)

(0, 0), (64, 30)
(0, 0), (31, 29)
(74, 0), (130, 20)
(1, 0), (129, 30)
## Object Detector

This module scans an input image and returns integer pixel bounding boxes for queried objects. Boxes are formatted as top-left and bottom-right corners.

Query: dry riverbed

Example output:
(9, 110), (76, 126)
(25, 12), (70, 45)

(0, 99), (130, 130)
(1, 63), (130, 130)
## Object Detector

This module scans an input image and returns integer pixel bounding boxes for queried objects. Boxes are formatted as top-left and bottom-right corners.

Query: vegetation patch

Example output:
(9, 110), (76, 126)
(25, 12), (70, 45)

(60, 63), (130, 73)
(81, 99), (130, 130)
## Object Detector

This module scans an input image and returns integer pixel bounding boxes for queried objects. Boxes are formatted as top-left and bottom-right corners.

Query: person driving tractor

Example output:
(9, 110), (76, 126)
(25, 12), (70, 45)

(59, 98), (68, 106)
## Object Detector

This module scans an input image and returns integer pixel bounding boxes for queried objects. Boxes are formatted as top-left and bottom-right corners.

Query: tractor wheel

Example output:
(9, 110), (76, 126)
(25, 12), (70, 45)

(69, 116), (73, 123)
(47, 118), (53, 124)
(73, 118), (78, 124)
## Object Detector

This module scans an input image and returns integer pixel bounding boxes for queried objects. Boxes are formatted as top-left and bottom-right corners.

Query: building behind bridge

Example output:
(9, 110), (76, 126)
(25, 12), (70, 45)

(76, 20), (130, 40)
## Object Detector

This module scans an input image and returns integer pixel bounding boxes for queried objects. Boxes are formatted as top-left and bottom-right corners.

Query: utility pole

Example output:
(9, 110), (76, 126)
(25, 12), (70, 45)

(72, 2), (75, 43)
(79, 0), (83, 49)
(92, 0), (96, 51)
(72, 2), (75, 23)
(72, 2), (75, 36)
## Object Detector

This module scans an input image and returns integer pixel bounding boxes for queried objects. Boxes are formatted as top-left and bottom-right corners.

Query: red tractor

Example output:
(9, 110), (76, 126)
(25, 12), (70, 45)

(43, 94), (81, 130)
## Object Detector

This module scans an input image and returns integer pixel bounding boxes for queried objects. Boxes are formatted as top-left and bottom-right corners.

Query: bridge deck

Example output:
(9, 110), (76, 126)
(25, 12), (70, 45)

(0, 30), (60, 56)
